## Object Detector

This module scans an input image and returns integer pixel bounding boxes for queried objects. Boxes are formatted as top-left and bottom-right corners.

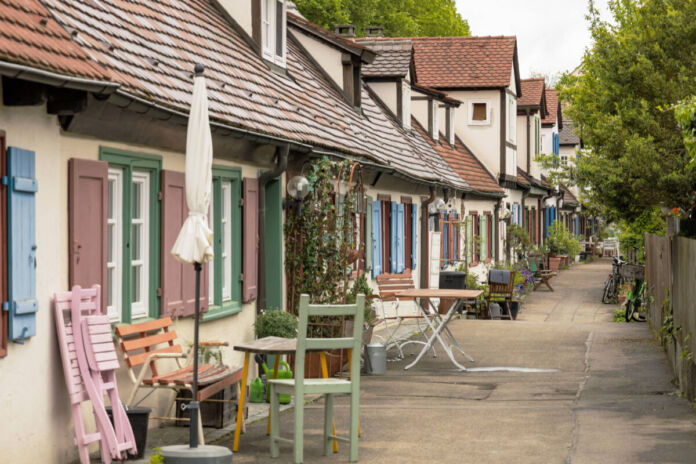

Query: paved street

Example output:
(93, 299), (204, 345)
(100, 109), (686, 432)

(213, 259), (696, 463)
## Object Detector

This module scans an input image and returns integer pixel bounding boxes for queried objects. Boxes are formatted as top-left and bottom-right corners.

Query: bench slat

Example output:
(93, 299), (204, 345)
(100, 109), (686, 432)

(121, 330), (178, 353)
(126, 345), (183, 367)
(115, 317), (173, 337)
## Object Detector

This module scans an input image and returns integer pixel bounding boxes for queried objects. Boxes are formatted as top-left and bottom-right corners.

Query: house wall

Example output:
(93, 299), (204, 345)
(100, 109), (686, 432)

(541, 123), (557, 155)
(0, 97), (273, 462)
(366, 81), (398, 116)
(220, 0), (253, 37)
(448, 89), (501, 176)
(529, 113), (542, 179)
(291, 31), (344, 91)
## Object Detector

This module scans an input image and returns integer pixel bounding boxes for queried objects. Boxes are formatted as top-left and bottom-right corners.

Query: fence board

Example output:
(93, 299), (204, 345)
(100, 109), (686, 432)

(645, 234), (671, 331)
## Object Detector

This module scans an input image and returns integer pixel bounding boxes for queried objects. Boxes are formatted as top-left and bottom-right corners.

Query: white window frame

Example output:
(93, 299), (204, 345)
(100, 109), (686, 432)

(447, 106), (455, 145)
(402, 80), (412, 130)
(130, 170), (150, 320)
(430, 99), (439, 141)
(107, 168), (123, 322)
(560, 154), (569, 166)
(507, 94), (516, 143)
(220, 180), (233, 301)
(468, 100), (491, 125)
(261, 0), (286, 67)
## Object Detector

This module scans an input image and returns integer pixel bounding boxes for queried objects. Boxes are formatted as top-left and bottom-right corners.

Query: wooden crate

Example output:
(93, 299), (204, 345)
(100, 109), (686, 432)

(175, 385), (245, 429)
(619, 263), (645, 281)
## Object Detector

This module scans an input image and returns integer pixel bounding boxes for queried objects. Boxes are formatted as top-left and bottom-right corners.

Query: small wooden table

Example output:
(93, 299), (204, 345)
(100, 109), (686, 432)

(232, 337), (334, 452)
(394, 289), (483, 371)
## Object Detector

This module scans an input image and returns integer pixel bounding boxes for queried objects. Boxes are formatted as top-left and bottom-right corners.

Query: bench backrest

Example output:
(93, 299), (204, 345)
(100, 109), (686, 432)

(376, 269), (415, 301)
(114, 317), (182, 378)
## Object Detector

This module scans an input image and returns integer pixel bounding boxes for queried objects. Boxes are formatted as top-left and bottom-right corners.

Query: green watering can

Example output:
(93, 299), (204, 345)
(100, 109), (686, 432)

(263, 360), (293, 404)
(249, 377), (265, 403)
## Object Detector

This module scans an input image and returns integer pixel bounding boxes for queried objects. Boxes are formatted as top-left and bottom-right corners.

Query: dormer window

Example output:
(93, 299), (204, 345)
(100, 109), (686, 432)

(261, 0), (286, 67)
(428, 98), (439, 142)
(401, 80), (411, 130)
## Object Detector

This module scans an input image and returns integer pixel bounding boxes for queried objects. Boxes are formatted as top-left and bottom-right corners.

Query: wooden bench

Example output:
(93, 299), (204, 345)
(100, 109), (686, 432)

(114, 318), (243, 441)
(529, 255), (558, 292)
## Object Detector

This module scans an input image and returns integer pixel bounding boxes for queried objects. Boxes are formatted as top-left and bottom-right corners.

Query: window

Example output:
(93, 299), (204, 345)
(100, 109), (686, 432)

(371, 198), (414, 276)
(261, 0), (286, 67)
(468, 101), (490, 125)
(100, 148), (161, 324)
(401, 80), (411, 130)
(507, 95), (516, 143)
(206, 166), (242, 319)
(560, 154), (569, 166)
(534, 117), (540, 155)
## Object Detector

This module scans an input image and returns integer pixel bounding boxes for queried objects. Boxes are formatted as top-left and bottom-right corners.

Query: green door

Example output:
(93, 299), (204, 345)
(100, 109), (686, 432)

(265, 178), (283, 310)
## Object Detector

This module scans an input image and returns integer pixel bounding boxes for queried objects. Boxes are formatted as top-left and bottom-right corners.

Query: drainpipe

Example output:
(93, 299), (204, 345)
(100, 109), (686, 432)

(420, 188), (435, 289)
(257, 145), (289, 313)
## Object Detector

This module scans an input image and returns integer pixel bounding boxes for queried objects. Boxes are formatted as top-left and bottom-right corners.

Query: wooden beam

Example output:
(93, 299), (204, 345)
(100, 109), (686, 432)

(2, 77), (46, 106)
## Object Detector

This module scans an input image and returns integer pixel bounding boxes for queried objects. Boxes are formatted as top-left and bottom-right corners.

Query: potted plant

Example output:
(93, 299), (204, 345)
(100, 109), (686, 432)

(254, 309), (298, 375)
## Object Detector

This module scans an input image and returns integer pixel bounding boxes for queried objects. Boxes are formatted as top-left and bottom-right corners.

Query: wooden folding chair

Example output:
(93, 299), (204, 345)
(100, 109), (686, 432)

(114, 318), (243, 443)
(269, 294), (364, 463)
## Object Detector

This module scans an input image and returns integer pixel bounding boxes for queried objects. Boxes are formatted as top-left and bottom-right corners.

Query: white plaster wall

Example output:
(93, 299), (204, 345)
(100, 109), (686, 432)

(411, 98), (428, 131)
(447, 89), (501, 176)
(541, 123), (557, 155)
(516, 113), (529, 173)
(292, 31), (344, 91)
(505, 146), (517, 178)
(530, 114), (542, 180)
(219, 0), (253, 37)
(366, 81), (397, 116)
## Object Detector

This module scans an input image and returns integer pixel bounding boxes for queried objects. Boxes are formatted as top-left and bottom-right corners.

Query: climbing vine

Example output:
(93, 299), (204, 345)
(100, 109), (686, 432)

(284, 158), (364, 325)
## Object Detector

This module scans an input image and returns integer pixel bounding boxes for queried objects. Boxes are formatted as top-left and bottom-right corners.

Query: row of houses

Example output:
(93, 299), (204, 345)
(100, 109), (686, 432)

(0, 1), (590, 461)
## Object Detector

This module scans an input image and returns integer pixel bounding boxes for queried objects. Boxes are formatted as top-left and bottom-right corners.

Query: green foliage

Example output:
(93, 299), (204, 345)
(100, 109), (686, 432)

(546, 222), (582, 258)
(254, 309), (298, 339)
(506, 224), (532, 257)
(613, 308), (626, 322)
(617, 207), (665, 260)
(293, 0), (470, 37)
(674, 95), (696, 167)
(346, 273), (376, 326)
(559, 0), (696, 222)
(149, 448), (164, 464)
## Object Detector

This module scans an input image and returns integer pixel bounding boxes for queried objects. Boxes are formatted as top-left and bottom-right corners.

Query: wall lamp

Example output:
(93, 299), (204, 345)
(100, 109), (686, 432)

(286, 175), (310, 214)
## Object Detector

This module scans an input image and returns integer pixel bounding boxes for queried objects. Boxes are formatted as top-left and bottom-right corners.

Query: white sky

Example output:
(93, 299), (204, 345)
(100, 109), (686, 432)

(455, 0), (611, 79)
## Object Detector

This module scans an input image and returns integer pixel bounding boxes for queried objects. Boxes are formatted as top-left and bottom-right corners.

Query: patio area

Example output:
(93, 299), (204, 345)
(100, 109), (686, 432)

(122, 259), (696, 464)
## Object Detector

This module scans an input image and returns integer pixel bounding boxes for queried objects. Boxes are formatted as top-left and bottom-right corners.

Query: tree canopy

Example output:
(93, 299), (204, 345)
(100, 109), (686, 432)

(292, 0), (470, 37)
(559, 0), (696, 223)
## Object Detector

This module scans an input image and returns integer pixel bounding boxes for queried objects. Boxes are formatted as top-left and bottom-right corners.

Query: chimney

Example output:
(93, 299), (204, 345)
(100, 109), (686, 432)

(334, 24), (356, 38)
(365, 26), (384, 37)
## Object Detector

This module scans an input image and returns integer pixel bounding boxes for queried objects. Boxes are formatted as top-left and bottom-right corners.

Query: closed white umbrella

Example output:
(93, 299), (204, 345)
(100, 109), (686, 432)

(170, 64), (213, 449)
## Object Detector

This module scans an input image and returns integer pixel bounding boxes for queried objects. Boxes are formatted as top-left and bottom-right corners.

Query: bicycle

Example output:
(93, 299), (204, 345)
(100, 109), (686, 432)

(602, 256), (625, 304)
(624, 278), (646, 322)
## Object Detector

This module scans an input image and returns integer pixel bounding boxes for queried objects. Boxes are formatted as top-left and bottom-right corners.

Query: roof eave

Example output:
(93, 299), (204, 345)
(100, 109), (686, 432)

(0, 60), (118, 94)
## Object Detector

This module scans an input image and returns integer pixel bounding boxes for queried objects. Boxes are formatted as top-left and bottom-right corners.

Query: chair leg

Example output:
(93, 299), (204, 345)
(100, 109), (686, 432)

(293, 392), (304, 464)
(269, 384), (280, 459)
(349, 391), (359, 462)
(323, 394), (334, 456)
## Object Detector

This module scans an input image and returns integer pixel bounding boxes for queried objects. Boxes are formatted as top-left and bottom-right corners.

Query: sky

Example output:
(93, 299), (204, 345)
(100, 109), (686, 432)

(455, 0), (611, 80)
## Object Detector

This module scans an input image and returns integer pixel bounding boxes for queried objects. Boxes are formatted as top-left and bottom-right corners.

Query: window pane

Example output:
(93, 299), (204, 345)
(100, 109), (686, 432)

(275, 0), (283, 56)
(472, 103), (486, 121)
(108, 223), (113, 262)
(132, 182), (141, 219)
(131, 266), (140, 303)
(108, 180), (114, 219)
(107, 267), (113, 307)
(132, 223), (140, 260)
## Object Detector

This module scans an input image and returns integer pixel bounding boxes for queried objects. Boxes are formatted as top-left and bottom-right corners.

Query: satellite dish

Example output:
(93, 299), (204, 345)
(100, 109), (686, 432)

(288, 175), (310, 200)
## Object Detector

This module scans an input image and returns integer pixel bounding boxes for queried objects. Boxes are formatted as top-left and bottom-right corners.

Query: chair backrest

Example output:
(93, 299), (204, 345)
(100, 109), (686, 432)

(295, 294), (365, 386)
(376, 270), (415, 301)
(114, 318), (183, 378)
(529, 255), (545, 271)
(488, 271), (516, 297)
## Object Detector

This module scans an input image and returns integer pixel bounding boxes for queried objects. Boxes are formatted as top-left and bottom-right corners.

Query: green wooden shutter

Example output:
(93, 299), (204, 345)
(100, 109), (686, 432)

(466, 216), (473, 264)
(479, 215), (486, 262)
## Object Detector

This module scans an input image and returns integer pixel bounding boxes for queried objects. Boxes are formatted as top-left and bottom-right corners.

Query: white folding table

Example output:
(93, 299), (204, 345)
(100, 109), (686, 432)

(394, 288), (483, 371)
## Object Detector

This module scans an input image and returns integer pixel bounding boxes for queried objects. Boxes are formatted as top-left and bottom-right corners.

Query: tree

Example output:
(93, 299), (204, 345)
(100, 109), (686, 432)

(558, 0), (696, 224)
(293, 0), (470, 37)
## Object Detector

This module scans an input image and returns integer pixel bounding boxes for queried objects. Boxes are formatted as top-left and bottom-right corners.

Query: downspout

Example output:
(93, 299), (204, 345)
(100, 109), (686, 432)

(420, 188), (435, 289)
(257, 145), (289, 313)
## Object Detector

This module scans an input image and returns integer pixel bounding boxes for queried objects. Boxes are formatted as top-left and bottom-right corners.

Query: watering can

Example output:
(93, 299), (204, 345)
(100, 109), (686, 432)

(249, 377), (265, 403)
(263, 361), (293, 404)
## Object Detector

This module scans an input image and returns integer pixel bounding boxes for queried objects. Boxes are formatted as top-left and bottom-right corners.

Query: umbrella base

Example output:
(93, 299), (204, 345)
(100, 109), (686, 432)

(160, 444), (232, 464)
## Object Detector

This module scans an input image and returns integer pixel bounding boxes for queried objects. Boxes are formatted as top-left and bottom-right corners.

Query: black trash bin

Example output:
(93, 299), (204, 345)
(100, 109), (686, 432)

(439, 271), (467, 289)
(106, 407), (151, 459)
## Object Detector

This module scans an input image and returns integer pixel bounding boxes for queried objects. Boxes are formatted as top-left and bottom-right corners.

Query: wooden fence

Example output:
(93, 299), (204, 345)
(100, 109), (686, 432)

(645, 234), (696, 400)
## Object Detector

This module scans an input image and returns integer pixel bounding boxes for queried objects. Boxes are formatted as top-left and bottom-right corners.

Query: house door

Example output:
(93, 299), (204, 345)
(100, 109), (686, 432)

(265, 178), (282, 310)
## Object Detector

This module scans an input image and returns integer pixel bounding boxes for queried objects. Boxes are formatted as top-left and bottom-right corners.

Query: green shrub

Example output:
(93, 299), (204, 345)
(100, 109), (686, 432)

(346, 273), (376, 326)
(546, 222), (582, 258)
(254, 309), (298, 339)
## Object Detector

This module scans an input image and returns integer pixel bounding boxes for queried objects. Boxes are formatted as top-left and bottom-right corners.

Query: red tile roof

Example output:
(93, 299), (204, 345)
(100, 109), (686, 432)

(542, 88), (560, 125)
(516, 167), (531, 187)
(0, 0), (109, 81)
(409, 36), (517, 89)
(358, 39), (412, 78)
(414, 121), (503, 195)
(518, 78), (545, 110)
(33, 0), (465, 189)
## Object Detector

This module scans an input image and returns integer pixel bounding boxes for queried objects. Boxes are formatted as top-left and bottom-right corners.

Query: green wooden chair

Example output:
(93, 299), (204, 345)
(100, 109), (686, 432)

(269, 294), (365, 463)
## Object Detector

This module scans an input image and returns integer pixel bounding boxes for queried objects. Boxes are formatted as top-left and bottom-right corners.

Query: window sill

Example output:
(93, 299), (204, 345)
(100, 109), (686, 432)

(202, 301), (242, 323)
(468, 121), (490, 126)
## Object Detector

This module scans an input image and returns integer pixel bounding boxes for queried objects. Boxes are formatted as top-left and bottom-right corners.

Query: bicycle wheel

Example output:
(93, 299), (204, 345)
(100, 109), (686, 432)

(602, 278), (613, 304)
(625, 299), (635, 322)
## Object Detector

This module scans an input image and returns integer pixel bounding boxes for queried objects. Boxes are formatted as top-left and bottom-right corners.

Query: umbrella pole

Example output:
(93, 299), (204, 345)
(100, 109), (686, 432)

(189, 262), (202, 448)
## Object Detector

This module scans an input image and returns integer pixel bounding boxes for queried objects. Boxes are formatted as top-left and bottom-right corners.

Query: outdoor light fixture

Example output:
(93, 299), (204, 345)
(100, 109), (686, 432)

(428, 198), (447, 216)
(287, 175), (310, 200)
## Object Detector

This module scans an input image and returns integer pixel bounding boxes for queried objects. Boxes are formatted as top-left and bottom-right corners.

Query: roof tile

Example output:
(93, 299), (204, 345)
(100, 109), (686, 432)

(542, 88), (559, 125)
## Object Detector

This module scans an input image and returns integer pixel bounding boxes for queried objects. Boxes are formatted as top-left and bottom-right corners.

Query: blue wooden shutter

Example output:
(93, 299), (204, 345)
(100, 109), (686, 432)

(411, 205), (417, 270)
(396, 204), (406, 273)
(371, 200), (381, 278)
(6, 147), (38, 343)
(442, 212), (448, 269)
(390, 201), (398, 273)
(365, 197), (373, 273)
(453, 211), (458, 263)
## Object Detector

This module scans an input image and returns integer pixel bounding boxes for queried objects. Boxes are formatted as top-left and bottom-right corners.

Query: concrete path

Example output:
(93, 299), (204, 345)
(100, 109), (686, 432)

(154, 260), (696, 463)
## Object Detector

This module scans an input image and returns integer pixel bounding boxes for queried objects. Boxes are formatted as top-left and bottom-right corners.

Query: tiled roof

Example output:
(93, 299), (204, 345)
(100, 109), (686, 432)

(518, 78), (544, 108)
(34, 0), (463, 189)
(561, 185), (579, 206)
(542, 88), (559, 125)
(0, 0), (110, 81)
(559, 120), (580, 145)
(516, 167), (531, 187)
(358, 39), (412, 78)
(413, 121), (503, 195)
(409, 36), (517, 89)
(287, 13), (375, 61)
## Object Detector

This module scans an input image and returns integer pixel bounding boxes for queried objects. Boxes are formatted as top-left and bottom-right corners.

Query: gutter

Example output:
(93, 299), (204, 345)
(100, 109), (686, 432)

(257, 145), (289, 313)
(0, 60), (119, 94)
(420, 188), (435, 289)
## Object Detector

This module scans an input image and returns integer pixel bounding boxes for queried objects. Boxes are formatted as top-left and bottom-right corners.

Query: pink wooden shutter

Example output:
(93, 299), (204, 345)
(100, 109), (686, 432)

(69, 158), (108, 313)
(161, 170), (208, 317)
(242, 177), (258, 303)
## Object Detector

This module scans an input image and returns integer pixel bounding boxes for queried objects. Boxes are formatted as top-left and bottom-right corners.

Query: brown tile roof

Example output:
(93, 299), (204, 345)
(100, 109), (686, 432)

(34, 0), (464, 189)
(287, 13), (375, 62)
(542, 88), (560, 125)
(413, 121), (503, 195)
(0, 0), (110, 81)
(518, 78), (544, 109)
(409, 36), (517, 89)
(561, 185), (579, 206)
(516, 167), (531, 187)
(358, 39), (412, 78)
(559, 120), (580, 145)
